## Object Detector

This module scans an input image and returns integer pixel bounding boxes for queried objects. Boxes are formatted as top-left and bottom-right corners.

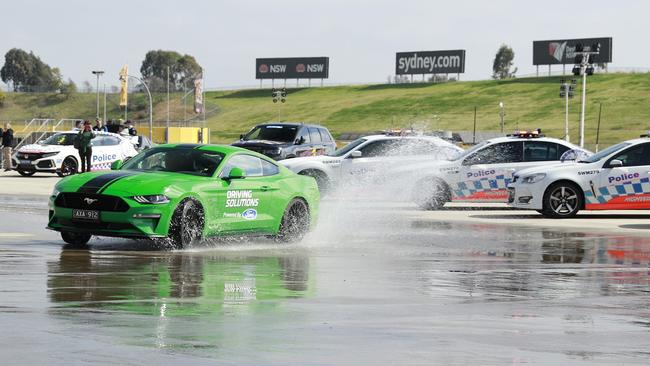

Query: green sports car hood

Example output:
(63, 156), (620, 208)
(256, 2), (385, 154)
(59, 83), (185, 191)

(56, 170), (202, 196)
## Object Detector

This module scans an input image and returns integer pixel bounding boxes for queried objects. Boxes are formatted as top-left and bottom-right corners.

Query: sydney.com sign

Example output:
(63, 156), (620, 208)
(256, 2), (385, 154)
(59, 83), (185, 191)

(395, 50), (466, 75)
(256, 57), (329, 79)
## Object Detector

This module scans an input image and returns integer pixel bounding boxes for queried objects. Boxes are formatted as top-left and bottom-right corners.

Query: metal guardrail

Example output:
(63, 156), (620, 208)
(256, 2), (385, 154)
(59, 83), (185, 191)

(13, 118), (82, 150)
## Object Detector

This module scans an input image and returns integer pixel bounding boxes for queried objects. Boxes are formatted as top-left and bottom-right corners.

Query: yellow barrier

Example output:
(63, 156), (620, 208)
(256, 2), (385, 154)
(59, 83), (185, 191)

(138, 127), (211, 144)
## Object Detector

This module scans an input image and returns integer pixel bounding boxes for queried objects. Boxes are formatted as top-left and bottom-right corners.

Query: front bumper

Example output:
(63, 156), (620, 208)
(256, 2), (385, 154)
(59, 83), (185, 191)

(507, 184), (543, 210)
(12, 157), (58, 172)
(47, 193), (173, 239)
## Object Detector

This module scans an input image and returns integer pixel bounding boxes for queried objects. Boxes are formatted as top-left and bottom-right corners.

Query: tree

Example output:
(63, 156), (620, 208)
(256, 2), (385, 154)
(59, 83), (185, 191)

(0, 48), (62, 92)
(60, 78), (77, 100)
(492, 44), (517, 79)
(82, 80), (93, 93)
(140, 50), (202, 91)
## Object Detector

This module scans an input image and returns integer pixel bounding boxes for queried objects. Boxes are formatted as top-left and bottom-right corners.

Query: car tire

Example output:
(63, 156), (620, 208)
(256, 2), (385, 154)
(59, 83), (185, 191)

(413, 177), (450, 210)
(299, 170), (330, 195)
(61, 231), (91, 247)
(57, 157), (78, 177)
(541, 182), (583, 218)
(17, 169), (36, 177)
(168, 198), (204, 249)
(276, 198), (310, 242)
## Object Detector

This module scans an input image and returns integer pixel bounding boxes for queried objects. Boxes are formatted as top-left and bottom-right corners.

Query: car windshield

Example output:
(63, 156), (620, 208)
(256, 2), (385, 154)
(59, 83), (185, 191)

(451, 141), (488, 161)
(579, 142), (631, 163)
(330, 138), (367, 157)
(121, 147), (225, 176)
(243, 125), (298, 142)
(41, 133), (76, 146)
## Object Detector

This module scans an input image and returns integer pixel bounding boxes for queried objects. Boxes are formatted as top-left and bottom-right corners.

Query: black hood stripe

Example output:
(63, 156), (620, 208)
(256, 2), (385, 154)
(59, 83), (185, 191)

(77, 172), (137, 194)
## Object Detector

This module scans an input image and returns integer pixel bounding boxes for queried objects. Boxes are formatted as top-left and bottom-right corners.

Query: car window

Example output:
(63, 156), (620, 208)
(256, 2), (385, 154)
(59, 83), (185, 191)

(319, 128), (333, 142)
(462, 141), (523, 165)
(308, 128), (322, 143)
(523, 141), (570, 161)
(42, 133), (75, 146)
(358, 140), (399, 157)
(261, 159), (279, 176)
(221, 154), (263, 177)
(297, 127), (310, 144)
(91, 136), (107, 146)
(243, 125), (298, 142)
(608, 143), (650, 167)
(121, 147), (224, 176)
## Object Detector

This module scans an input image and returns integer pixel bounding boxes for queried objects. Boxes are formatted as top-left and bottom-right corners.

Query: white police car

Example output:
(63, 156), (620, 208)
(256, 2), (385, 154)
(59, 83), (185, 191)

(508, 136), (650, 218)
(397, 130), (590, 209)
(12, 131), (138, 177)
(279, 134), (464, 192)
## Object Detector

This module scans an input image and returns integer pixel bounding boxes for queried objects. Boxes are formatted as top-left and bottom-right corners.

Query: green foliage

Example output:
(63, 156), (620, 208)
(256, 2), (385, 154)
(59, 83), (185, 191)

(140, 50), (202, 92)
(60, 79), (77, 100)
(0, 48), (63, 92)
(492, 44), (517, 80)
(0, 89), (5, 107)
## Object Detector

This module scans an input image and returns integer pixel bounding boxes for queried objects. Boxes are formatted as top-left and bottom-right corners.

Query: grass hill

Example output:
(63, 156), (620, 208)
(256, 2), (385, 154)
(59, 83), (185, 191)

(2, 72), (649, 149)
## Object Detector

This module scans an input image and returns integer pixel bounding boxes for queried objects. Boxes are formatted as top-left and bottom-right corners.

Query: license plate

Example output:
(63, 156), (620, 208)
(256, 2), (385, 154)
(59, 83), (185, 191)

(72, 209), (100, 222)
(20, 160), (30, 165)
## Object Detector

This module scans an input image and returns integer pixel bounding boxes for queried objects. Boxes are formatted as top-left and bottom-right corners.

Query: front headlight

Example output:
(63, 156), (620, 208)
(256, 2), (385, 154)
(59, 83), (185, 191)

(132, 195), (170, 204)
(51, 187), (61, 198)
(42, 152), (58, 158)
(521, 173), (546, 184)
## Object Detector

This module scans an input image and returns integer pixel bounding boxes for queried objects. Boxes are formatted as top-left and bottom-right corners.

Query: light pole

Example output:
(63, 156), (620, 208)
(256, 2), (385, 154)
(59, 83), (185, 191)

(499, 102), (505, 133)
(559, 78), (576, 142)
(572, 43), (600, 148)
(121, 74), (153, 142)
(92, 70), (105, 119)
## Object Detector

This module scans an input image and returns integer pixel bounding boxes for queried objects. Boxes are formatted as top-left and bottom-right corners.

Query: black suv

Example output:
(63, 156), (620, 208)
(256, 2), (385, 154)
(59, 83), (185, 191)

(232, 123), (336, 160)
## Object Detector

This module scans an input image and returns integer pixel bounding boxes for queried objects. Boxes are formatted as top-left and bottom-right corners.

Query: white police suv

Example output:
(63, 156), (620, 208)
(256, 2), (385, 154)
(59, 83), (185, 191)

(508, 136), (650, 218)
(397, 130), (590, 209)
(12, 131), (138, 177)
(279, 134), (464, 192)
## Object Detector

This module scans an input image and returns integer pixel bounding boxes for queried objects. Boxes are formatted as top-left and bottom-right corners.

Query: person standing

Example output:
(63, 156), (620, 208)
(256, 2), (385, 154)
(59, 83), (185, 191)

(2, 123), (14, 171)
(125, 120), (138, 136)
(0, 126), (4, 169)
(93, 118), (107, 132)
(76, 122), (95, 173)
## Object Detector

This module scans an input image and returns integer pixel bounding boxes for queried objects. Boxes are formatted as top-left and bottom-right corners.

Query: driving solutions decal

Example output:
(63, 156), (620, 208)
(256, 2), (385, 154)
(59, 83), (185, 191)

(225, 190), (260, 208)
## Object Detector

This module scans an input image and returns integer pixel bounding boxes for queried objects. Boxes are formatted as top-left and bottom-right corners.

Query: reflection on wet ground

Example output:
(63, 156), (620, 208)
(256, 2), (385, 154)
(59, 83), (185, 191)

(1, 204), (650, 365)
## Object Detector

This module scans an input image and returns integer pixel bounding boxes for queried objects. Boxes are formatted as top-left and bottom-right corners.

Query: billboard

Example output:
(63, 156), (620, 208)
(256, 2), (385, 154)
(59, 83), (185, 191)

(395, 50), (466, 75)
(256, 57), (329, 79)
(533, 37), (612, 65)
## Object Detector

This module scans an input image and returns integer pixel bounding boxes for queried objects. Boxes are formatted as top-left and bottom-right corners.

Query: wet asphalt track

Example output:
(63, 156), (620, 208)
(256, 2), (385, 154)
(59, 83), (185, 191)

(1, 198), (650, 365)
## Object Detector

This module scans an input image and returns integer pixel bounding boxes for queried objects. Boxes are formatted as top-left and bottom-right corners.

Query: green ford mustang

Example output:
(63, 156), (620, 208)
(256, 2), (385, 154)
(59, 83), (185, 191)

(47, 144), (320, 248)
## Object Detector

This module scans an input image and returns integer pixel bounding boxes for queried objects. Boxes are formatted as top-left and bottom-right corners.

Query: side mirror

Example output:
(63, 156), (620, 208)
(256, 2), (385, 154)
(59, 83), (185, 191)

(111, 160), (123, 170)
(350, 151), (362, 158)
(239, 134), (244, 140)
(226, 167), (246, 180)
(609, 159), (623, 168)
(295, 136), (305, 145)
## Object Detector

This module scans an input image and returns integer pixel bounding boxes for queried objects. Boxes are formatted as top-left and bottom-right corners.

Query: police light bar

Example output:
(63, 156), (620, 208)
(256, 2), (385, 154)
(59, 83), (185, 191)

(508, 129), (545, 138)
(640, 130), (650, 138)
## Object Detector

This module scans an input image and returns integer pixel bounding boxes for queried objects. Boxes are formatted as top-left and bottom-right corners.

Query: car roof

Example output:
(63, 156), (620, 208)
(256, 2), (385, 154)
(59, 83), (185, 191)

(59, 130), (127, 139)
(155, 143), (270, 156)
(623, 137), (650, 145)
(362, 134), (446, 141)
(483, 135), (587, 150)
(255, 122), (329, 129)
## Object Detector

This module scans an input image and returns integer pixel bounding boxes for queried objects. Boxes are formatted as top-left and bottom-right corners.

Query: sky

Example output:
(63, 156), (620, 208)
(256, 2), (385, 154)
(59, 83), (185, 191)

(1, 0), (647, 90)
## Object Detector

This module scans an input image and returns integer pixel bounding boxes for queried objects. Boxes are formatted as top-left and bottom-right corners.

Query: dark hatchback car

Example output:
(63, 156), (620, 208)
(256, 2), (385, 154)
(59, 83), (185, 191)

(232, 123), (336, 160)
